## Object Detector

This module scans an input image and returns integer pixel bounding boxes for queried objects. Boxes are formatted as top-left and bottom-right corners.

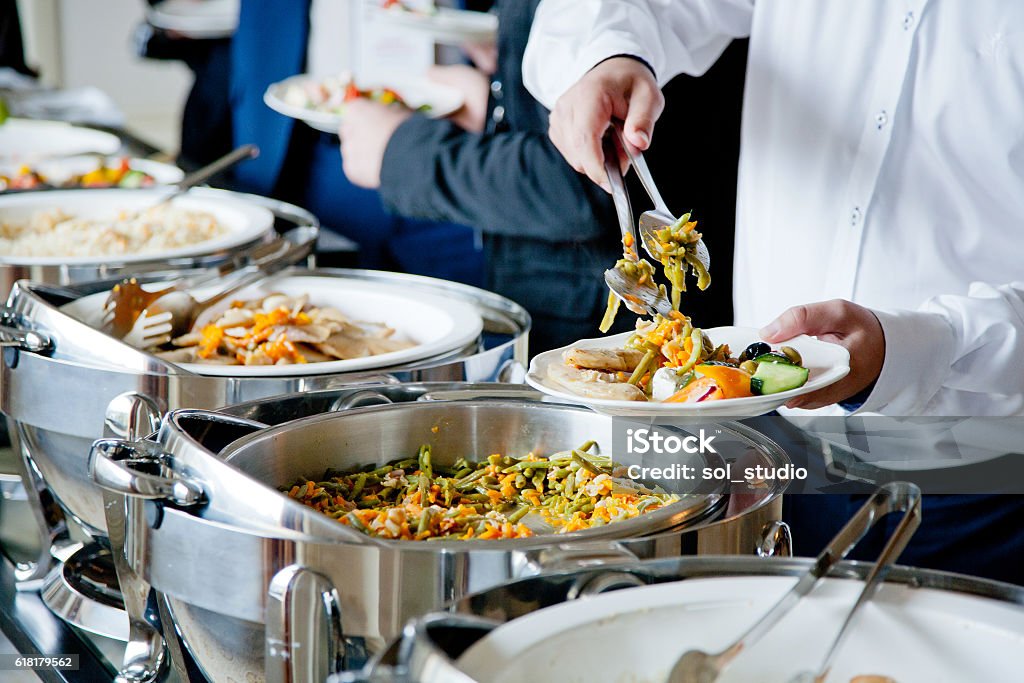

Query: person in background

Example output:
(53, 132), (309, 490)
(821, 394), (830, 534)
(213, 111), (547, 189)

(521, 0), (1024, 584)
(337, 0), (747, 354)
(227, 0), (485, 285)
(136, 0), (233, 170)
(0, 0), (33, 77)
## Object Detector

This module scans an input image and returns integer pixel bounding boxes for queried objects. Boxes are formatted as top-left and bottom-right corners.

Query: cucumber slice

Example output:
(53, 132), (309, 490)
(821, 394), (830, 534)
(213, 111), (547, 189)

(750, 361), (809, 395)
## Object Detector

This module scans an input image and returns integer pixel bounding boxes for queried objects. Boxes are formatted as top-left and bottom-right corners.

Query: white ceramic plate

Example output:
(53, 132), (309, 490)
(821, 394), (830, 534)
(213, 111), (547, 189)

(459, 576), (1024, 683)
(62, 274), (485, 377)
(264, 74), (464, 134)
(147, 0), (239, 39)
(0, 156), (184, 188)
(368, 7), (498, 44)
(0, 188), (273, 266)
(0, 119), (121, 162)
(527, 327), (851, 417)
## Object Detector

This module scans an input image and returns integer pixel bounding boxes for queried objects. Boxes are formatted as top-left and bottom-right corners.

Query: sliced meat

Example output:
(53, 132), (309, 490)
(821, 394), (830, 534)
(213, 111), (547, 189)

(564, 347), (646, 372)
(547, 363), (647, 401)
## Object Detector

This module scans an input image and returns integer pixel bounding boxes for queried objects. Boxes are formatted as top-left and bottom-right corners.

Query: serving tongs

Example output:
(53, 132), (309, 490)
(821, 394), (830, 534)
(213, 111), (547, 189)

(105, 226), (316, 347)
(667, 481), (922, 683)
(602, 132), (674, 319)
(612, 122), (710, 272)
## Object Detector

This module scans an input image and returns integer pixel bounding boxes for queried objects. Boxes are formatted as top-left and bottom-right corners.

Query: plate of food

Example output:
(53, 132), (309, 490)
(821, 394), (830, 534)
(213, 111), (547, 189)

(147, 0), (239, 39)
(0, 156), (183, 192)
(368, 1), (498, 44)
(62, 274), (485, 376)
(528, 326), (850, 417)
(0, 119), (121, 163)
(0, 188), (272, 266)
(528, 212), (849, 416)
(264, 72), (464, 133)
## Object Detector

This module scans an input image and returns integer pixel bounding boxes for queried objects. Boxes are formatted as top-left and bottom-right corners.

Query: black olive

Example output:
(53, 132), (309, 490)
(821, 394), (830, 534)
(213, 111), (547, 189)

(740, 341), (771, 362)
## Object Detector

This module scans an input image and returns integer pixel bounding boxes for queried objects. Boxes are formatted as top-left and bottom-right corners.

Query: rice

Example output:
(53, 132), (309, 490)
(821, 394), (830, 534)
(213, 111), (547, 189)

(0, 204), (227, 258)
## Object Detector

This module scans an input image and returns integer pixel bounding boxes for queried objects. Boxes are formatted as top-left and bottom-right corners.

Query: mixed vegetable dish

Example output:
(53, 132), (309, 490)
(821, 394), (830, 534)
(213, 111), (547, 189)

(554, 214), (810, 403)
(0, 157), (157, 192)
(285, 442), (679, 541)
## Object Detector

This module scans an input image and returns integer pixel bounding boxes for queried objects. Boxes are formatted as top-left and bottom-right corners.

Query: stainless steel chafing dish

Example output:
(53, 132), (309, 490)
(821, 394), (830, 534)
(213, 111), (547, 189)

(0, 187), (308, 301)
(0, 270), (529, 580)
(89, 390), (792, 683)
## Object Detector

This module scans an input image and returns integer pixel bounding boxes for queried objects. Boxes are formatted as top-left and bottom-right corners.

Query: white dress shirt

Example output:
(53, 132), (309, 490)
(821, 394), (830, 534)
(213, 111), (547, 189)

(523, 0), (1024, 417)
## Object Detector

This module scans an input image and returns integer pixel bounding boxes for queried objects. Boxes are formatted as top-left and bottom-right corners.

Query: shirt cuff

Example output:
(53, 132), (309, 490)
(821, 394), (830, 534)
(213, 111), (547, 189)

(857, 309), (956, 415)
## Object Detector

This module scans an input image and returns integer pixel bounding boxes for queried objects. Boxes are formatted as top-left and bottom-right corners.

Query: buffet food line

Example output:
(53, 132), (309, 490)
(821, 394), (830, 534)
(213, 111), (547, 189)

(1, 78), (1022, 683)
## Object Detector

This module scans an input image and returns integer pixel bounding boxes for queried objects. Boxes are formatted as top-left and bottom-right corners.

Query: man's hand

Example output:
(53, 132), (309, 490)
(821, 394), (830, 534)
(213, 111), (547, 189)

(338, 99), (413, 189)
(548, 56), (664, 190)
(759, 299), (885, 410)
(426, 64), (490, 133)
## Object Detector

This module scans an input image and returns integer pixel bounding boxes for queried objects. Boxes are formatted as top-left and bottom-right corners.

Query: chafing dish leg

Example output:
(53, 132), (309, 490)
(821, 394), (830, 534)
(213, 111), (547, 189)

(102, 394), (168, 683)
(266, 565), (345, 683)
(3, 419), (71, 584)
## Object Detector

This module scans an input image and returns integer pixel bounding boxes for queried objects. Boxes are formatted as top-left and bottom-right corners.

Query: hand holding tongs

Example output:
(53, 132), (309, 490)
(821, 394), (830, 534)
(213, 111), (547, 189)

(667, 481), (922, 683)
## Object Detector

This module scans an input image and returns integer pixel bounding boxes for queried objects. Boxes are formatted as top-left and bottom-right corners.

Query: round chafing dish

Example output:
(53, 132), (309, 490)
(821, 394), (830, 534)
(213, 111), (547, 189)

(0, 274), (529, 574)
(0, 187), (307, 301)
(369, 556), (1024, 683)
(90, 394), (792, 683)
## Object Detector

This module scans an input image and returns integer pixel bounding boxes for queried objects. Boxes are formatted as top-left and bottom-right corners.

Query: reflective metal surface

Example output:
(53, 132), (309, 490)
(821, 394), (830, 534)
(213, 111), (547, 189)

(1, 270), (530, 542)
(101, 394), (788, 683)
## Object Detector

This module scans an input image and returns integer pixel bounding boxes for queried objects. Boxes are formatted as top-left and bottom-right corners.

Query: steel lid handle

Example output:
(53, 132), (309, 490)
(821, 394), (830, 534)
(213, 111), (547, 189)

(0, 324), (53, 353)
(88, 439), (204, 507)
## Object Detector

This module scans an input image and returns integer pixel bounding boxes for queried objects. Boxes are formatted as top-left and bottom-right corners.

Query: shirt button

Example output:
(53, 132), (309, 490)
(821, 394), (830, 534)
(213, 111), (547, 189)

(851, 207), (862, 226)
(492, 105), (506, 123)
(490, 80), (504, 100)
(902, 11), (914, 30)
(875, 110), (888, 129)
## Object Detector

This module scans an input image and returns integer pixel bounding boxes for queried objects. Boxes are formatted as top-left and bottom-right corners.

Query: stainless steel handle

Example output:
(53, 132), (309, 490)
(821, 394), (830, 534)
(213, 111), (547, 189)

(400, 614), (496, 683)
(174, 144), (259, 193)
(89, 439), (204, 507)
(725, 482), (921, 668)
(800, 482), (922, 682)
(602, 133), (638, 258)
(612, 121), (670, 215)
(0, 324), (53, 353)
(757, 520), (793, 558)
(266, 565), (345, 683)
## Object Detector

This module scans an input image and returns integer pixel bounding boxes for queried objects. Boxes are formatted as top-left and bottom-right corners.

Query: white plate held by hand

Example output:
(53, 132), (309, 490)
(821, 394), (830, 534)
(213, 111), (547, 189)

(527, 326), (850, 417)
(264, 74), (464, 134)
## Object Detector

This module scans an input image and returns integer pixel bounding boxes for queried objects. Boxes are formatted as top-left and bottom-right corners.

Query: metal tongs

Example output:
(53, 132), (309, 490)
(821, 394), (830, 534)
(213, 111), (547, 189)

(602, 123), (710, 318)
(602, 132), (674, 318)
(667, 481), (922, 683)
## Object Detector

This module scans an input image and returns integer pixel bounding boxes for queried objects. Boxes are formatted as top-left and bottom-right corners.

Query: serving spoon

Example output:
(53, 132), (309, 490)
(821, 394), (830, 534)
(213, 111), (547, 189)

(601, 133), (674, 318)
(611, 122), (710, 271)
(667, 481), (922, 683)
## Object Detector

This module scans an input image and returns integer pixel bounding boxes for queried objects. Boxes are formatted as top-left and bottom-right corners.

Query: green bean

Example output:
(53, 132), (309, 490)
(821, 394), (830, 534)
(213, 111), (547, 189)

(351, 473), (367, 498)
(627, 349), (657, 386)
(418, 445), (433, 479)
(344, 512), (370, 533)
(508, 505), (530, 524)
(417, 509), (431, 535)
